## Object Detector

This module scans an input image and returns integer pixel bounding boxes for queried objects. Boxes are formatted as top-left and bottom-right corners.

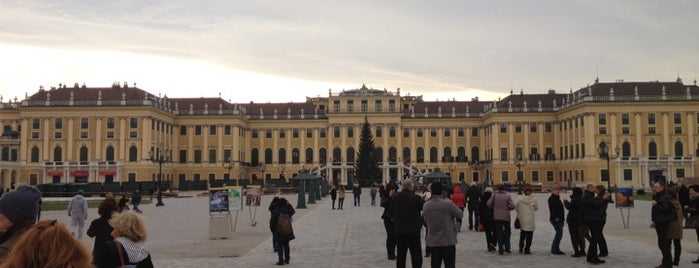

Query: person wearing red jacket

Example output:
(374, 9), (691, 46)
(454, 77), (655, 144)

(451, 185), (466, 232)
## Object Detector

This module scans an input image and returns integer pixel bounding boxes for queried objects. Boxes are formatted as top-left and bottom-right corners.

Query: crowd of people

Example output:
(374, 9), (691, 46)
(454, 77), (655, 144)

(0, 185), (153, 268)
(375, 179), (699, 268)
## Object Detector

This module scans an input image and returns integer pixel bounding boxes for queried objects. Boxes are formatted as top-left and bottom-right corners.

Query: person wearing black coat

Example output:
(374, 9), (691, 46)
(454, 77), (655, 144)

(465, 183), (482, 231)
(582, 183), (610, 265)
(270, 197), (296, 265)
(651, 183), (676, 268)
(380, 182), (397, 260)
(548, 186), (565, 255)
(389, 179), (424, 268)
(564, 187), (585, 257)
(597, 185), (612, 257)
(479, 188), (496, 252)
(87, 198), (118, 267)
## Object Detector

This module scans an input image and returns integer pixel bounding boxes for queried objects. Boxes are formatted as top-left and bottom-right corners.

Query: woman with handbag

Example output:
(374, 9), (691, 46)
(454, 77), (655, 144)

(684, 185), (699, 263)
(515, 185), (538, 254)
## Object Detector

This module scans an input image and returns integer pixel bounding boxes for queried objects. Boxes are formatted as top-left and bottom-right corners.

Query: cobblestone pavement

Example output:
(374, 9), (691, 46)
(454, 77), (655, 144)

(44, 191), (699, 267)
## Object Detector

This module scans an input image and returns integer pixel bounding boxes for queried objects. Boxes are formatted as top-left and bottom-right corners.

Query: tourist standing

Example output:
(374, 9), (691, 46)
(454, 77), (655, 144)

(380, 182), (397, 260)
(479, 187), (496, 251)
(582, 183), (610, 265)
(268, 196), (281, 252)
(685, 185), (699, 263)
(389, 179), (424, 268)
(678, 179), (690, 219)
(371, 186), (378, 206)
(353, 181), (362, 207)
(515, 185), (537, 254)
(1, 220), (92, 268)
(131, 190), (142, 213)
(270, 197), (295, 265)
(68, 189), (88, 239)
(548, 185), (565, 255)
(652, 182), (676, 268)
(96, 211), (153, 267)
(450, 185), (466, 232)
(87, 198), (118, 266)
(329, 185), (337, 210)
(564, 187), (585, 257)
(488, 184), (515, 255)
(667, 188), (683, 266)
(337, 186), (345, 210)
(0, 185), (42, 262)
(465, 182), (481, 231)
(423, 182), (463, 268)
(596, 185), (611, 257)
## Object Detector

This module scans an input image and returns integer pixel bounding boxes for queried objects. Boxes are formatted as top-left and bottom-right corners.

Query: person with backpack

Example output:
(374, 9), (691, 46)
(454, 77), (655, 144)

(270, 197), (295, 265)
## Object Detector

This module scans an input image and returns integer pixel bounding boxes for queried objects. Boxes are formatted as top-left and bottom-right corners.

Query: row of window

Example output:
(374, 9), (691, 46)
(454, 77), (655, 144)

(333, 100), (397, 112)
(599, 126), (696, 135)
(31, 130), (139, 140)
(30, 145), (139, 163)
(600, 112), (692, 125)
(493, 122), (554, 134)
(250, 126), (481, 139)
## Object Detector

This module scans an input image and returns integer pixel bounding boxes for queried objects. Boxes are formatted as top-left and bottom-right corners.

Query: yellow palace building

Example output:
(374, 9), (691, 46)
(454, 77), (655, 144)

(0, 79), (698, 191)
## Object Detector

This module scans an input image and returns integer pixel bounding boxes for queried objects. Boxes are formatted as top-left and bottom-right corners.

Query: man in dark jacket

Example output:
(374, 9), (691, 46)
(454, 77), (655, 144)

(389, 179), (424, 268)
(548, 185), (565, 255)
(652, 182), (676, 268)
(582, 183), (610, 265)
(465, 182), (481, 231)
(381, 182), (397, 260)
(678, 179), (690, 219)
(565, 187), (585, 257)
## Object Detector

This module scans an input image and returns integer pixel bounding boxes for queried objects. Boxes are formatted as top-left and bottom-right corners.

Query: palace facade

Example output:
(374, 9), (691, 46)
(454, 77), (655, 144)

(1, 79), (698, 190)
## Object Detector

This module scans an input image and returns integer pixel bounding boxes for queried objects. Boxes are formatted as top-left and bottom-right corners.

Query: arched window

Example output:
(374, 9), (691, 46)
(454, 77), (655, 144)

(388, 147), (397, 162)
(319, 148), (327, 163)
(374, 147), (383, 162)
(417, 147), (425, 163)
(648, 141), (658, 159)
(347, 147), (355, 163)
(106, 146), (115, 161)
(305, 148), (313, 163)
(471, 147), (480, 163)
(54, 146), (63, 162)
(333, 148), (342, 162)
(402, 147), (411, 162)
(443, 147), (452, 162)
(292, 148), (300, 164)
(622, 142), (631, 159)
(675, 141), (683, 159)
(128, 146), (137, 162)
(31, 146), (40, 162)
(457, 147), (466, 162)
(265, 148), (273, 164)
(79, 146), (88, 162)
(251, 148), (259, 166)
(429, 147), (438, 163)
(278, 148), (287, 164)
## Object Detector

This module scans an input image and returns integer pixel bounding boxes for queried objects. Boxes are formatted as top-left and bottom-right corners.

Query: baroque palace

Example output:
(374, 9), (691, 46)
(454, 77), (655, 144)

(1, 78), (698, 190)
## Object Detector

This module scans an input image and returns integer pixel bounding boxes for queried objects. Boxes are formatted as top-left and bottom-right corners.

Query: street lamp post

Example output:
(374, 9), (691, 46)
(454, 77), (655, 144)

(597, 143), (620, 190)
(149, 144), (170, 206)
(514, 154), (527, 195)
(226, 156), (233, 185)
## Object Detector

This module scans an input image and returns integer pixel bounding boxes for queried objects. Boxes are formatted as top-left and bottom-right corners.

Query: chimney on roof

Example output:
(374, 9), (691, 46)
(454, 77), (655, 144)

(547, 89), (556, 94)
(677, 76), (682, 83)
(81, 83), (86, 88)
(74, 83), (79, 88)
(124, 81), (129, 88)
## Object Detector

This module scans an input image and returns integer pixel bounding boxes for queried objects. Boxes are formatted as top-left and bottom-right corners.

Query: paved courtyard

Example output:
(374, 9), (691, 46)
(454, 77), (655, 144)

(43, 189), (699, 267)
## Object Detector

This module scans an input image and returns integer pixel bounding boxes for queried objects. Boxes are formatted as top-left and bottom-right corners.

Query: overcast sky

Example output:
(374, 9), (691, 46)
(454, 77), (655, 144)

(1, 0), (697, 103)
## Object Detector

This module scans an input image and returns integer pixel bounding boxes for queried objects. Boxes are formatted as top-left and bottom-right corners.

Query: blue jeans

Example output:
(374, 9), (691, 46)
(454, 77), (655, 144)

(494, 220), (511, 253)
(550, 221), (564, 253)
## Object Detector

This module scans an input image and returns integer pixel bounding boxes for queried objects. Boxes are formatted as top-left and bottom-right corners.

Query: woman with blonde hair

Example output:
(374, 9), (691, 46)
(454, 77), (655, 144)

(95, 211), (153, 267)
(1, 220), (91, 268)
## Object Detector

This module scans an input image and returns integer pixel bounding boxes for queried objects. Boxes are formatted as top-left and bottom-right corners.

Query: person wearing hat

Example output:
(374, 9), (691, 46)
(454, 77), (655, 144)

(0, 185), (42, 262)
(68, 189), (88, 239)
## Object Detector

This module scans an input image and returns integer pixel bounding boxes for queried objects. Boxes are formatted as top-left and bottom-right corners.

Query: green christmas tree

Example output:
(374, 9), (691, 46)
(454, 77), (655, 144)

(355, 116), (382, 186)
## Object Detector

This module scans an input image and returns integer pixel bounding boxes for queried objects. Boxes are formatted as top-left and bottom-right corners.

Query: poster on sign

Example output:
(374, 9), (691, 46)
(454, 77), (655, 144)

(228, 186), (243, 211)
(246, 186), (262, 206)
(209, 188), (229, 213)
(615, 187), (634, 208)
